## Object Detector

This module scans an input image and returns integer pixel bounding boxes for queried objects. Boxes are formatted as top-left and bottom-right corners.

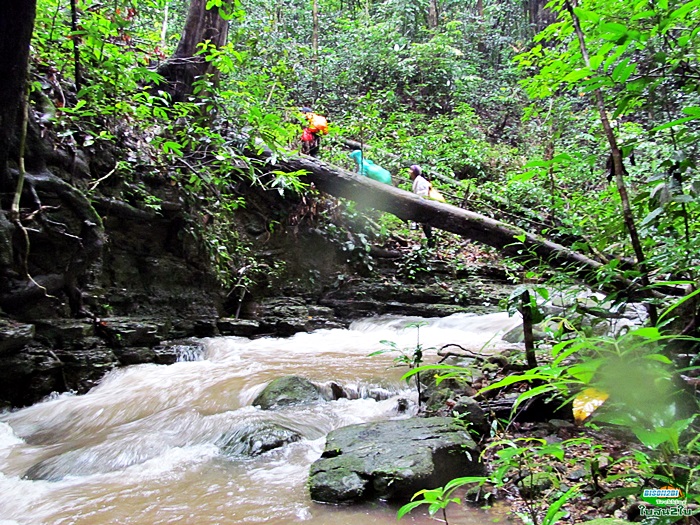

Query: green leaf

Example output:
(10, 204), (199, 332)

(478, 371), (548, 394)
(644, 354), (673, 364)
(670, 0), (700, 20)
(640, 207), (664, 226)
(611, 59), (637, 83)
(397, 501), (425, 520)
(443, 476), (489, 492)
(682, 106), (700, 116)
(631, 10), (657, 20)
(629, 327), (661, 339)
(651, 116), (697, 131)
(573, 8), (600, 22)
(515, 383), (559, 407)
(162, 141), (183, 156)
(543, 486), (580, 525)
(601, 22), (627, 33)
(672, 194), (694, 203)
(633, 428), (672, 449)
(602, 486), (642, 500)
(524, 159), (552, 168)
(563, 68), (592, 83)
(613, 95), (634, 118)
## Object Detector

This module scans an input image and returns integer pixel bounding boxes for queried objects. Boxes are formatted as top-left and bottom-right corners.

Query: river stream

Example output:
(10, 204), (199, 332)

(0, 312), (521, 525)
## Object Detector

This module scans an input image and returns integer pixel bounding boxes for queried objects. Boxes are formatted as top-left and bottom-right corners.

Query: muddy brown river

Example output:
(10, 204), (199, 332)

(0, 313), (520, 525)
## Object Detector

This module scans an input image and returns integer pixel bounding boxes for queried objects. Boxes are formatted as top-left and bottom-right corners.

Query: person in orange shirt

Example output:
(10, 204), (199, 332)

(299, 107), (328, 157)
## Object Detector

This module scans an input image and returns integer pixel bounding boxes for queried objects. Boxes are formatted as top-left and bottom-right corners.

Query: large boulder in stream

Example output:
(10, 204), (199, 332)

(253, 375), (324, 409)
(308, 417), (483, 504)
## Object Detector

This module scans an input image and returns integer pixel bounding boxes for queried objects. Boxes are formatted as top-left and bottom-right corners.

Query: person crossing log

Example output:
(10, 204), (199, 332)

(246, 143), (669, 300)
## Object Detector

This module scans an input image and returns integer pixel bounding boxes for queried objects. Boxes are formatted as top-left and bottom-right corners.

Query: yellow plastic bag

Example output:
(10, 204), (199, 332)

(572, 388), (608, 424)
(428, 185), (446, 202)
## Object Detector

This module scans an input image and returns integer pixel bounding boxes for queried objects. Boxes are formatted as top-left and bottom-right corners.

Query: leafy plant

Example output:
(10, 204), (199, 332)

(396, 244), (433, 281)
(397, 476), (490, 524)
(370, 322), (429, 406)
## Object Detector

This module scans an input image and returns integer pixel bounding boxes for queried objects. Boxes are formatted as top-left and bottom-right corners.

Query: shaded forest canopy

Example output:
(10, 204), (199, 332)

(4, 0), (696, 320)
(0, 0), (699, 522)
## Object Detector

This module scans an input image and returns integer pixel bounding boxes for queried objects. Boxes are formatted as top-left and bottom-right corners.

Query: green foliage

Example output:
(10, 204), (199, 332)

(397, 436), (586, 525)
(484, 436), (585, 525)
(370, 322), (429, 405)
(396, 244), (433, 280)
(399, 290), (699, 524)
(397, 476), (490, 524)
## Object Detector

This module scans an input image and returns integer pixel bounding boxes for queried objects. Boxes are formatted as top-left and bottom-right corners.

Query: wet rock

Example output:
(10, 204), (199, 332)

(95, 318), (164, 347)
(516, 471), (557, 498)
(320, 280), (514, 319)
(308, 417), (483, 504)
(253, 376), (324, 409)
(53, 347), (119, 394)
(566, 466), (589, 481)
(307, 305), (347, 330)
(548, 418), (575, 430)
(319, 381), (347, 400)
(217, 318), (260, 336)
(217, 421), (302, 457)
(251, 301), (348, 334)
(144, 340), (205, 364)
(112, 346), (158, 365)
(0, 348), (64, 407)
(0, 320), (35, 355)
(194, 318), (218, 337)
(451, 395), (490, 438)
(501, 324), (549, 344)
(151, 343), (180, 364)
(252, 297), (312, 336)
(34, 319), (95, 348)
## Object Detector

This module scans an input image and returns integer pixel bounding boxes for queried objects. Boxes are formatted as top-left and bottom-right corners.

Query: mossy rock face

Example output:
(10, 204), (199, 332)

(252, 375), (324, 409)
(309, 417), (483, 504)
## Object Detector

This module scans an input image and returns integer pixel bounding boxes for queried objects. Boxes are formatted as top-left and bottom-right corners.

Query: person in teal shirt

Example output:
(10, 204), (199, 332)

(348, 150), (393, 185)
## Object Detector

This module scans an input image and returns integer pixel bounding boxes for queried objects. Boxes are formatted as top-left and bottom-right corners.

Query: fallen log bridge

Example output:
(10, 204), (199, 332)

(254, 151), (611, 280)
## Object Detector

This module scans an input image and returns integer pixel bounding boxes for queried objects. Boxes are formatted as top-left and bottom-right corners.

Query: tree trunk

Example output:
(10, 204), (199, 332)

(563, 0), (658, 325)
(312, 0), (319, 77)
(0, 0), (37, 189)
(528, 0), (554, 32)
(251, 149), (623, 282)
(521, 290), (537, 369)
(156, 0), (231, 102)
(427, 0), (439, 28)
(69, 0), (82, 93)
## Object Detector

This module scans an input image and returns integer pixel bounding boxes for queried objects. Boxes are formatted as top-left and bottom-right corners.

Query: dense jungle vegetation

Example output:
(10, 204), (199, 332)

(1, 0), (699, 523)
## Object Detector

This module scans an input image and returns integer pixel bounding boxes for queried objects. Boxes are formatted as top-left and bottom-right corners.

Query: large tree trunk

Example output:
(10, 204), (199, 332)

(251, 149), (656, 295)
(0, 1), (37, 189)
(427, 0), (439, 28)
(156, 0), (231, 102)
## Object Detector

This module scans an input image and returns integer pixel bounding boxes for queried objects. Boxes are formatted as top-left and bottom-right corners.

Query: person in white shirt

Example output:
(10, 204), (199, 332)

(409, 164), (435, 248)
